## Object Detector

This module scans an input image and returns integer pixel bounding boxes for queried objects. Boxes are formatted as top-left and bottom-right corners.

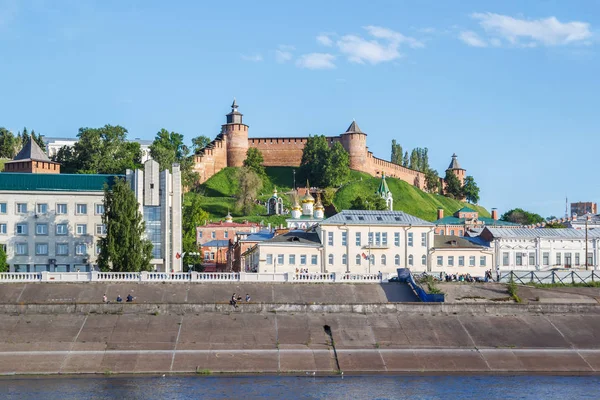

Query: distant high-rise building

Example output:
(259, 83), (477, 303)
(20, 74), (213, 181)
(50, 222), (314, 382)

(571, 202), (597, 216)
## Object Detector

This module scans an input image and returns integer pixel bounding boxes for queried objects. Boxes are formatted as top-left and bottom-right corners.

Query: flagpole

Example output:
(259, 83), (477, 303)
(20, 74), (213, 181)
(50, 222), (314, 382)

(368, 225), (371, 274)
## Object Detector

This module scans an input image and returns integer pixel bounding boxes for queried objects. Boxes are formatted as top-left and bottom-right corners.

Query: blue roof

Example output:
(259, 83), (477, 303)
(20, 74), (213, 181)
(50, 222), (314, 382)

(202, 240), (230, 247)
(244, 230), (275, 242)
(0, 173), (122, 192)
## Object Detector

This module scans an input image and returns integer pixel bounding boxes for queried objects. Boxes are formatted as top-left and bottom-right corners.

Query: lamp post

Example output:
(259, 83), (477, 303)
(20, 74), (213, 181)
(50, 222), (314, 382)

(586, 216), (589, 270)
(293, 170), (296, 190)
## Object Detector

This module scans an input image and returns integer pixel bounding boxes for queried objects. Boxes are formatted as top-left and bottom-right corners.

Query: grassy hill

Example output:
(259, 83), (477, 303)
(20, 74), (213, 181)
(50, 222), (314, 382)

(193, 166), (489, 223)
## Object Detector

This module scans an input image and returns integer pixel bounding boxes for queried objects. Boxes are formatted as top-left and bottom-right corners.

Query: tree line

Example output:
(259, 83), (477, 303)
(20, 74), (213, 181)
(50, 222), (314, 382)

(0, 127), (46, 158)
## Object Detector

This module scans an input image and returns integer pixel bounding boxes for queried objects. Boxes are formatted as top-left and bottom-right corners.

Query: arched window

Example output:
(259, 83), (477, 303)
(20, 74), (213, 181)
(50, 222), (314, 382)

(395, 254), (400, 266)
(422, 255), (427, 265)
(356, 254), (361, 265)
(342, 254), (347, 265)
(450, 230), (455, 235)
(381, 254), (386, 265)
(370, 254), (375, 265)
(328, 254), (334, 265)
(408, 255), (414, 266)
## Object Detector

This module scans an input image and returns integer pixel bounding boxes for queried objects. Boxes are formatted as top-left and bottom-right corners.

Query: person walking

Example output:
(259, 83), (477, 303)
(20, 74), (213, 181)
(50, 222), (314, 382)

(102, 294), (108, 303)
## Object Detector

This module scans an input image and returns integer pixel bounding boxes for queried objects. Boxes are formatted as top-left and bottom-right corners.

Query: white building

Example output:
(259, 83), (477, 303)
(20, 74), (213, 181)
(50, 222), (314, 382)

(480, 227), (600, 271)
(42, 136), (153, 163)
(319, 210), (434, 274)
(428, 235), (494, 277)
(0, 159), (182, 272)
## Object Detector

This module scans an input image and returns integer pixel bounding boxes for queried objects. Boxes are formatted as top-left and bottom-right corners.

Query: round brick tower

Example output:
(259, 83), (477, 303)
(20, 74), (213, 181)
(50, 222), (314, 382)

(340, 120), (367, 171)
(446, 153), (466, 185)
(223, 98), (249, 168)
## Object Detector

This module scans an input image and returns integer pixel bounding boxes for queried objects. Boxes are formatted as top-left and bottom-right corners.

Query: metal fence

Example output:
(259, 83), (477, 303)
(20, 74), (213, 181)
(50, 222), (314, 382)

(499, 270), (600, 285)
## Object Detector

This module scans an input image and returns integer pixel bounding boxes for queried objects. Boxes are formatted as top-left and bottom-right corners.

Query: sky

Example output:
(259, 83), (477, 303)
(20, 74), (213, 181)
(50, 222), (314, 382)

(1, 0), (599, 218)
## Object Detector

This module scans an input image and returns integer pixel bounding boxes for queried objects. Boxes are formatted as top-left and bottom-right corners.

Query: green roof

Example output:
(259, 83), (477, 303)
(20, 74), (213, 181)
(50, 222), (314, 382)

(0, 173), (123, 192)
(376, 175), (390, 196)
(434, 216), (519, 226)
(457, 206), (476, 213)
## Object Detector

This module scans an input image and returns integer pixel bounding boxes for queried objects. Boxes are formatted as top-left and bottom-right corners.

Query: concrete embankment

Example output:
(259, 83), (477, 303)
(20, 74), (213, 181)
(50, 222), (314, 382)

(2, 282), (600, 375)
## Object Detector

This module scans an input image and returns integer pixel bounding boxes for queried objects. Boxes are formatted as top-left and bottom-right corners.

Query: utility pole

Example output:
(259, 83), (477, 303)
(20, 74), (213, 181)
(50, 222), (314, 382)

(586, 217), (589, 270)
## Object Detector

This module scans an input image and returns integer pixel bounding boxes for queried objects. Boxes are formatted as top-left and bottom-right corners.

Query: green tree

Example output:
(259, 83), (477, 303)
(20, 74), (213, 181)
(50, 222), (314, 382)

(31, 130), (46, 152)
(236, 167), (262, 215)
(191, 135), (211, 153)
(299, 135), (350, 188)
(545, 222), (565, 228)
(182, 194), (210, 271)
(149, 129), (185, 171)
(424, 168), (441, 194)
(391, 140), (403, 165)
(0, 128), (18, 158)
(402, 151), (409, 167)
(409, 149), (419, 170)
(350, 194), (387, 211)
(444, 170), (462, 198)
(0, 244), (7, 272)
(243, 147), (265, 176)
(461, 175), (480, 204)
(98, 178), (153, 272)
(501, 208), (545, 225)
(52, 145), (79, 173)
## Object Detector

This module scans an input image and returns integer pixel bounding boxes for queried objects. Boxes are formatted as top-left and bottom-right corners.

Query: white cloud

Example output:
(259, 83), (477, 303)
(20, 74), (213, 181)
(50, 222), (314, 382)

(275, 49), (293, 63)
(336, 26), (423, 65)
(296, 53), (336, 69)
(241, 54), (263, 62)
(316, 34), (333, 46)
(471, 12), (592, 46)
(459, 30), (488, 47)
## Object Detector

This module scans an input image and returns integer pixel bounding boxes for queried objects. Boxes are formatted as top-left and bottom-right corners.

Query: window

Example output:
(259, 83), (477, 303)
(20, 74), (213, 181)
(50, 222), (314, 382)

(381, 254), (386, 265)
(75, 243), (87, 255)
(422, 255), (427, 266)
(56, 224), (68, 235)
(211, 231), (216, 239)
(96, 224), (106, 235)
(0, 202), (6, 214)
(565, 253), (572, 267)
(328, 254), (334, 265)
(15, 243), (28, 255)
(35, 243), (49, 255)
(289, 255), (296, 265)
(224, 231), (229, 239)
(587, 252), (593, 266)
(459, 256), (465, 266)
(369, 254), (375, 265)
(300, 255), (306, 265)
(355, 232), (361, 246)
(421, 232), (427, 247)
(408, 232), (413, 247)
(56, 204), (67, 214)
(35, 223), (48, 235)
(368, 232), (373, 245)
(277, 254), (284, 265)
(395, 254), (400, 266)
(0, 223), (6, 234)
(204, 251), (210, 260)
(375, 232), (381, 246)
(556, 253), (561, 265)
(516, 253), (522, 266)
(575, 253), (580, 266)
(529, 253), (535, 265)
(198, 231), (203, 239)
(394, 232), (400, 247)
(356, 254), (362, 265)
(311, 255), (318, 265)
(76, 224), (87, 235)
(96, 244), (101, 255)
(543, 252), (549, 266)
(469, 256), (476, 267)
(502, 252), (509, 266)
(342, 254), (347, 265)
(265, 254), (273, 265)
(408, 254), (414, 266)
(16, 203), (28, 214)
(450, 230), (455, 236)
(437, 256), (443, 266)
(95, 204), (104, 215)
(328, 232), (333, 246)
(382, 232), (388, 246)
(448, 256), (454, 267)
(480, 256), (486, 266)
(16, 223), (28, 235)
(56, 243), (68, 256)
(76, 204), (87, 215)
(37, 203), (48, 214)
(341, 232), (347, 246)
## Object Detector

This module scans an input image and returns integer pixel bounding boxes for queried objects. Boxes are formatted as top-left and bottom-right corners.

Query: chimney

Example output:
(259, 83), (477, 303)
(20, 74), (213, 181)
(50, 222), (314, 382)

(572, 213), (578, 221)
(437, 208), (444, 220)
(491, 208), (498, 221)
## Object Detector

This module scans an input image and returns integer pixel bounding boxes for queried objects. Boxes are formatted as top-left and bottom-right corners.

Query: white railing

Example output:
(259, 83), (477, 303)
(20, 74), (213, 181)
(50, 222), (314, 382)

(0, 271), (392, 284)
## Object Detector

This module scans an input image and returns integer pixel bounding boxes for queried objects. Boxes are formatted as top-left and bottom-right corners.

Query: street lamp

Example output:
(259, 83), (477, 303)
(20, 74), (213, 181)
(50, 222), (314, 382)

(293, 170), (296, 190)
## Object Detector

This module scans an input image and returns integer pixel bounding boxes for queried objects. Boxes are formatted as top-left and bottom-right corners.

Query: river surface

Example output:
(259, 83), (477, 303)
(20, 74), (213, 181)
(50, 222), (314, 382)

(3, 375), (599, 399)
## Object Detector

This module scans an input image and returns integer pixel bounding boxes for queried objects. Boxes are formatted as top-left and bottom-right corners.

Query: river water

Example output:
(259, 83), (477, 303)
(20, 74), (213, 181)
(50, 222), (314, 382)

(3, 375), (599, 399)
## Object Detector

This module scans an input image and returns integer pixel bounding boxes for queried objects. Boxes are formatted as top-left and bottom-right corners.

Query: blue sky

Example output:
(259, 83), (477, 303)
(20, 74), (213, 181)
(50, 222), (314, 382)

(1, 0), (599, 218)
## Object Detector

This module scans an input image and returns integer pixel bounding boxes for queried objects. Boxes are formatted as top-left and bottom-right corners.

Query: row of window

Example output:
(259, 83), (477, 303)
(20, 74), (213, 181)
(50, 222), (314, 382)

(0, 202), (104, 215)
(266, 254), (319, 266)
(436, 255), (487, 267)
(13, 242), (97, 256)
(198, 231), (229, 239)
(328, 253), (427, 267)
(502, 251), (593, 266)
(327, 231), (427, 247)
(0, 223), (105, 236)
